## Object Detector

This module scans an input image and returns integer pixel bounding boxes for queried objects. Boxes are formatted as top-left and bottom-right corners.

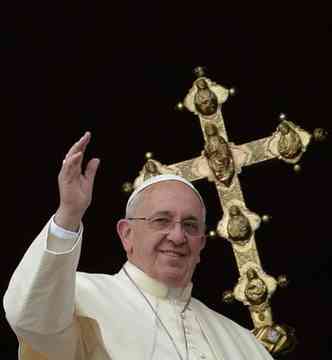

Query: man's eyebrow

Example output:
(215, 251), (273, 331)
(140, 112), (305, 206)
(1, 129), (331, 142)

(183, 216), (200, 221)
(150, 210), (172, 217)
(151, 211), (199, 221)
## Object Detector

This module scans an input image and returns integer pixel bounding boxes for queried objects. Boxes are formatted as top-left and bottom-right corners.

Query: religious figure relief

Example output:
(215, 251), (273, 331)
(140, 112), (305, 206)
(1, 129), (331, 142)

(244, 268), (268, 306)
(277, 121), (303, 160)
(194, 78), (219, 116)
(227, 205), (252, 245)
(267, 120), (311, 164)
(203, 123), (235, 187)
(217, 201), (261, 246)
(183, 77), (229, 117)
(133, 159), (181, 189)
(234, 262), (278, 312)
(234, 264), (277, 326)
(143, 159), (161, 180)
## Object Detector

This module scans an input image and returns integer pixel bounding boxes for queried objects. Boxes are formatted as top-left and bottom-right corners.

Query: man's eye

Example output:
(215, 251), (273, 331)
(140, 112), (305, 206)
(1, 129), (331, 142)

(183, 221), (199, 230)
(152, 218), (171, 225)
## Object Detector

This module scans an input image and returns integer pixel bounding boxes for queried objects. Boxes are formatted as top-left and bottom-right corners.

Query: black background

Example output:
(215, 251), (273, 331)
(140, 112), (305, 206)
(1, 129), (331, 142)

(3, 2), (331, 358)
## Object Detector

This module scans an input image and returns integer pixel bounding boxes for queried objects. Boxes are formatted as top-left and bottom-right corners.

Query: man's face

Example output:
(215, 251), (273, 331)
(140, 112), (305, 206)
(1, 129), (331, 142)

(118, 181), (206, 288)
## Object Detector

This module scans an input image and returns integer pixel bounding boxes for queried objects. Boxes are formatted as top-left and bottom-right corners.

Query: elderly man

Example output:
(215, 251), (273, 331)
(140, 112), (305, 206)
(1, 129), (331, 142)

(4, 132), (273, 359)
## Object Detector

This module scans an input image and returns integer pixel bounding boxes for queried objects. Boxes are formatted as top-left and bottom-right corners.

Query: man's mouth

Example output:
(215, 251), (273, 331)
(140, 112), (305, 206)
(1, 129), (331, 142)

(159, 250), (186, 257)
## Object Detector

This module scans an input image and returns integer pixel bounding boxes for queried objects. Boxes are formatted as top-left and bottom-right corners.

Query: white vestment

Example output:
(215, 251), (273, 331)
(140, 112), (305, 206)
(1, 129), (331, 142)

(3, 219), (273, 360)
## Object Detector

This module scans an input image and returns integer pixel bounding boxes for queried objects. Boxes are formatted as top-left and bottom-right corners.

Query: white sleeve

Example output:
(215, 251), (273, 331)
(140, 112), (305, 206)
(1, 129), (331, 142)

(47, 215), (82, 253)
(3, 217), (85, 359)
(50, 216), (79, 240)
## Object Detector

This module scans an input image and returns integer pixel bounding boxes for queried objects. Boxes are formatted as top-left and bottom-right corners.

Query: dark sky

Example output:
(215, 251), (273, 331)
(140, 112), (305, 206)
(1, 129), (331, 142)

(4, 2), (332, 358)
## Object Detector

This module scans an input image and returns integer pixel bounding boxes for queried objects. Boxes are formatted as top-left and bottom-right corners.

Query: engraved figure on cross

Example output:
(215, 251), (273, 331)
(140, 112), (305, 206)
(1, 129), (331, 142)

(277, 121), (303, 159)
(226, 205), (252, 245)
(184, 76), (229, 118)
(234, 264), (277, 325)
(244, 268), (268, 306)
(203, 122), (235, 187)
(217, 201), (260, 246)
(267, 118), (311, 165)
(194, 78), (219, 116)
(143, 159), (161, 180)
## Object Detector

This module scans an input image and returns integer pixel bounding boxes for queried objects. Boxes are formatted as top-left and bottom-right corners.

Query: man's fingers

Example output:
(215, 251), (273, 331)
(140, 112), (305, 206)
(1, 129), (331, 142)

(65, 132), (91, 160)
(84, 158), (100, 184)
(61, 151), (83, 179)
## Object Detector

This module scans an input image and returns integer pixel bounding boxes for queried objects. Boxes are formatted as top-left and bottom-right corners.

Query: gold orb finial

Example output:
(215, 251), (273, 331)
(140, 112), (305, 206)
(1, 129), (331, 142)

(262, 214), (271, 223)
(279, 113), (287, 121)
(194, 66), (206, 78)
(145, 152), (153, 160)
(293, 164), (301, 173)
(122, 181), (133, 194)
(313, 128), (328, 142)
(208, 230), (218, 239)
(222, 290), (235, 304)
(175, 102), (184, 111)
(277, 274), (289, 288)
(229, 87), (236, 96)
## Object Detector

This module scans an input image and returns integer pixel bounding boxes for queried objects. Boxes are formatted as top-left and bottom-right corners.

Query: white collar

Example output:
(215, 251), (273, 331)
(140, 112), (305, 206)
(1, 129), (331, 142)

(123, 261), (193, 302)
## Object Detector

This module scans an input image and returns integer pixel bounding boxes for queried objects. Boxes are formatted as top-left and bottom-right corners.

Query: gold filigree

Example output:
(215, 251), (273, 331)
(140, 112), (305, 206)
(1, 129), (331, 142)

(233, 248), (260, 268)
(216, 180), (244, 206)
(168, 157), (206, 181)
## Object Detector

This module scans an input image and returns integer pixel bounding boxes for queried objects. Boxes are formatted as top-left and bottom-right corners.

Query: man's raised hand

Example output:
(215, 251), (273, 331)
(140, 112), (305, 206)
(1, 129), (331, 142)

(54, 132), (100, 231)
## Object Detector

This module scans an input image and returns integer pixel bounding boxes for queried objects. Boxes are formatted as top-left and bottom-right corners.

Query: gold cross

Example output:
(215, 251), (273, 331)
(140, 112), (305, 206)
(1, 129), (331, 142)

(124, 67), (327, 356)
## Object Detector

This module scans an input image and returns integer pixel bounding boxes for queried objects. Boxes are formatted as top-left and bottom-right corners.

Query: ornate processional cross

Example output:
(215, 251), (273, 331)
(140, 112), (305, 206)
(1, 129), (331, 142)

(123, 67), (327, 356)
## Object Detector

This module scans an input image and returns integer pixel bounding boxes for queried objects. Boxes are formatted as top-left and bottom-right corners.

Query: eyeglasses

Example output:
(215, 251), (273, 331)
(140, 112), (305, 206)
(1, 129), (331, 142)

(127, 216), (205, 236)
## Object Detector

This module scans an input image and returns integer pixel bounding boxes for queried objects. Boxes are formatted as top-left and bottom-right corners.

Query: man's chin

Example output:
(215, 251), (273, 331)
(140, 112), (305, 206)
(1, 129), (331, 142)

(158, 255), (187, 274)
(156, 265), (189, 287)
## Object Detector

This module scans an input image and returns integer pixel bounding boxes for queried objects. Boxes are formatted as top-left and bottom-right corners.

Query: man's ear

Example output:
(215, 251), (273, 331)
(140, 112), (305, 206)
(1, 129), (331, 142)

(117, 219), (133, 254)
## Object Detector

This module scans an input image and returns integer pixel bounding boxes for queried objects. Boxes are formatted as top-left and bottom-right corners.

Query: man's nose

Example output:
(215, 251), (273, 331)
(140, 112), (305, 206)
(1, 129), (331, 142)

(167, 221), (187, 244)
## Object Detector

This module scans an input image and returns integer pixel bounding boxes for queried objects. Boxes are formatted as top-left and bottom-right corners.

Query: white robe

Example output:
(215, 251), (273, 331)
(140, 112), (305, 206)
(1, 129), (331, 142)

(3, 219), (273, 360)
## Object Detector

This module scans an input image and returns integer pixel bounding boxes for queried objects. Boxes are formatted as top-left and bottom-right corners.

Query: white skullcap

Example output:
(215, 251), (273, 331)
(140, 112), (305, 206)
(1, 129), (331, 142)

(126, 174), (205, 214)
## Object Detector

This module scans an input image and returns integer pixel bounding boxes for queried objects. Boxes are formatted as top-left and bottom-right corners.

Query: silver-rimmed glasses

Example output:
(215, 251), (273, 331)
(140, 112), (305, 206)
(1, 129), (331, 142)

(127, 215), (205, 236)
